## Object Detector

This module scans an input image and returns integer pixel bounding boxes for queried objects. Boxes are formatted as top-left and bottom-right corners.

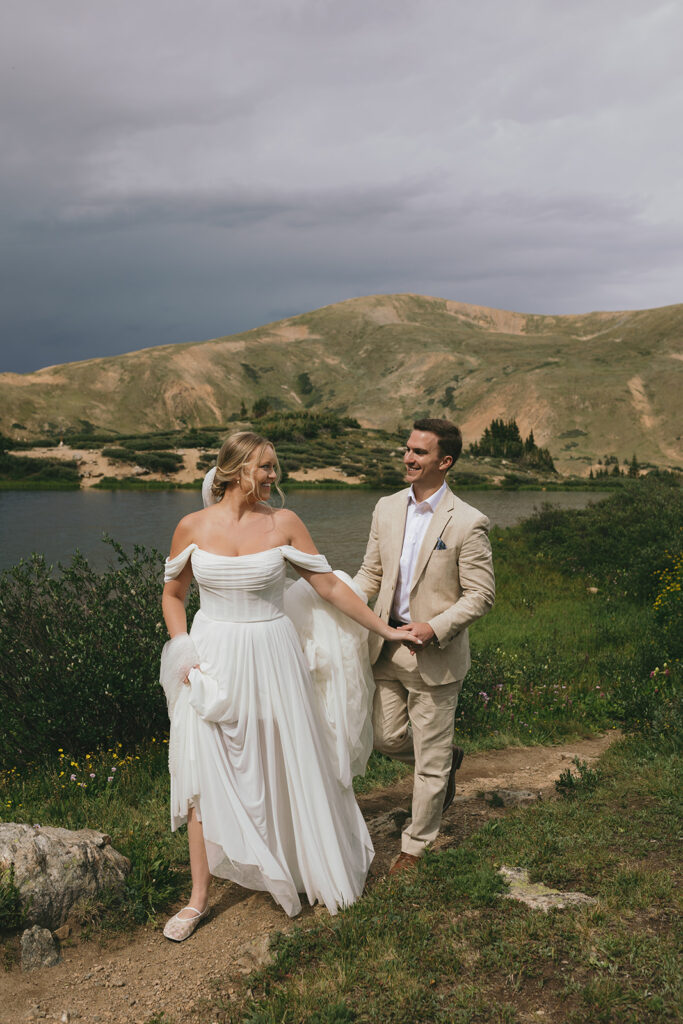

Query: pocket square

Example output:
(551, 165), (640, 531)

(434, 538), (447, 550)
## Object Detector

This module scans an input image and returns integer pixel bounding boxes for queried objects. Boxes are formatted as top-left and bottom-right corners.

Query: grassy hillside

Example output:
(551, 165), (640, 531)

(2, 294), (682, 474)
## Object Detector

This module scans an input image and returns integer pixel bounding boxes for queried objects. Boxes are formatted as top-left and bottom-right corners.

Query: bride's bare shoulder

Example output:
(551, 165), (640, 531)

(169, 509), (207, 555)
(271, 508), (318, 552)
(270, 507), (302, 530)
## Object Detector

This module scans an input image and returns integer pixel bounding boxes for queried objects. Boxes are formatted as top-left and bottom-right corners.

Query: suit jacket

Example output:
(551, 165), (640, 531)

(353, 485), (495, 686)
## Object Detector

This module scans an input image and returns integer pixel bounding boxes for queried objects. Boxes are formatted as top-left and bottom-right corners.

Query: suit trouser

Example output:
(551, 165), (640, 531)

(372, 641), (463, 857)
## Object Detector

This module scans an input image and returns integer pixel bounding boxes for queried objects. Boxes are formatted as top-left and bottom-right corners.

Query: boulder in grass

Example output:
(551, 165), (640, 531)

(0, 823), (131, 930)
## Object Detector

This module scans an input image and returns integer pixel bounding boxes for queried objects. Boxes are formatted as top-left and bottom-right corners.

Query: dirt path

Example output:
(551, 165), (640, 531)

(1, 733), (619, 1024)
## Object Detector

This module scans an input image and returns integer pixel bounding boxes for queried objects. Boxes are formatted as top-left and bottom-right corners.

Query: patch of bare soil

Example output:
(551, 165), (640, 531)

(287, 467), (363, 485)
(0, 733), (619, 1024)
(20, 447), (207, 488)
(22, 448), (365, 489)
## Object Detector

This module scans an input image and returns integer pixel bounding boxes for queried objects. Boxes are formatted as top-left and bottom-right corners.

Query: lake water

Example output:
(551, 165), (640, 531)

(0, 489), (607, 575)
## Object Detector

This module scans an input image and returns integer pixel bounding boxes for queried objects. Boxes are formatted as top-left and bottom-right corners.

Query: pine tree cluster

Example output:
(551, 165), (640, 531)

(468, 418), (556, 472)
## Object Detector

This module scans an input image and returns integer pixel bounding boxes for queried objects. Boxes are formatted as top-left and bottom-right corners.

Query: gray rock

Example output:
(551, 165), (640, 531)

(21, 925), (60, 970)
(234, 932), (273, 974)
(0, 823), (131, 930)
(484, 789), (542, 807)
(499, 865), (597, 912)
(367, 808), (410, 838)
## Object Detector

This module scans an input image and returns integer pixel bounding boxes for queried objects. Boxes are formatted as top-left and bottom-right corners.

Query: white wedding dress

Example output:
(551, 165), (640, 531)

(161, 542), (375, 917)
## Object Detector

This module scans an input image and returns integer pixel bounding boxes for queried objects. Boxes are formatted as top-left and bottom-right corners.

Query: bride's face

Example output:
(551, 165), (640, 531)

(243, 444), (278, 501)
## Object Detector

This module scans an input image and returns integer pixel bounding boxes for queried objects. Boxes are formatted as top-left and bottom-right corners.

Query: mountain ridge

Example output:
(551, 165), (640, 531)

(2, 293), (682, 474)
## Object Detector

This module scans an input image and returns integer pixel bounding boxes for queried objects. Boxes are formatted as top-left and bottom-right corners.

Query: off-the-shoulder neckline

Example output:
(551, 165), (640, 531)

(167, 543), (323, 561)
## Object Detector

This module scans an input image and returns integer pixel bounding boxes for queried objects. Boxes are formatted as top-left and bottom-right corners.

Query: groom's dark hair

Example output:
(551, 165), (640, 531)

(413, 418), (462, 465)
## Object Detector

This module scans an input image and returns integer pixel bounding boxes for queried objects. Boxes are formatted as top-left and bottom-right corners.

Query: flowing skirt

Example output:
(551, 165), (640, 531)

(168, 609), (374, 917)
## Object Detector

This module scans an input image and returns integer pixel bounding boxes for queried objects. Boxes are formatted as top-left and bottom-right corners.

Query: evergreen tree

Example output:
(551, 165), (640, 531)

(252, 397), (271, 419)
(468, 418), (555, 472)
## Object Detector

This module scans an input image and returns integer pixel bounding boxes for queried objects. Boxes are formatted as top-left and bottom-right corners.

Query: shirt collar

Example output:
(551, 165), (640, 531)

(408, 480), (447, 513)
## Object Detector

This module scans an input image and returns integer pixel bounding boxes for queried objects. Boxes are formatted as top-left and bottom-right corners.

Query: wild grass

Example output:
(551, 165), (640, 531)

(459, 476), (682, 746)
(211, 736), (681, 1024)
(462, 535), (651, 743)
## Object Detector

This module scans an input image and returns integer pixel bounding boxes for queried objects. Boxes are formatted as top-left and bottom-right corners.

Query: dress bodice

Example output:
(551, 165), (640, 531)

(164, 544), (332, 623)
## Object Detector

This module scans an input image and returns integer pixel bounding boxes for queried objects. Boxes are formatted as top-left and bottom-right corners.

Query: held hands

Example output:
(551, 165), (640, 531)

(398, 621), (435, 655)
(399, 621), (435, 644)
(384, 623), (424, 648)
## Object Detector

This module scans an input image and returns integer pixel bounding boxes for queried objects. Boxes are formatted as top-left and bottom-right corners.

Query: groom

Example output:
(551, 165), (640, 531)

(354, 418), (495, 872)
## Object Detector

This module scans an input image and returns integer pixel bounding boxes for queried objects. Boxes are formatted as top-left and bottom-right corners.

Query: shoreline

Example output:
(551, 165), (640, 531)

(5, 437), (675, 493)
(0, 475), (623, 493)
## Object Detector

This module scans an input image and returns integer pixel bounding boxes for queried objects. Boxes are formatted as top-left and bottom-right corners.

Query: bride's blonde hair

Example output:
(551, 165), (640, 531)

(211, 431), (284, 504)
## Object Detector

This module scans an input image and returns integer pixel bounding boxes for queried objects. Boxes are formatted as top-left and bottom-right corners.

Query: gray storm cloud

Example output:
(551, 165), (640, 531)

(1, 0), (681, 372)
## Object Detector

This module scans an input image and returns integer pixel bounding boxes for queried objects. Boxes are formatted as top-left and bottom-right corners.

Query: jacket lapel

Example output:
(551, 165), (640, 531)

(387, 489), (410, 591)
(409, 488), (455, 594)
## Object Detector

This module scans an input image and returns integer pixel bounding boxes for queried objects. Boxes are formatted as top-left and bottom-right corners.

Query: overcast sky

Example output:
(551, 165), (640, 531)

(2, 0), (682, 373)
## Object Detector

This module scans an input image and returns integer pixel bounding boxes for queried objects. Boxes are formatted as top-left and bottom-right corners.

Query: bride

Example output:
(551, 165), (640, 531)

(160, 431), (420, 940)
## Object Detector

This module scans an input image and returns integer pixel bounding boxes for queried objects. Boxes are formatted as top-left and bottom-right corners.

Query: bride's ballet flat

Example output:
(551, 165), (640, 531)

(163, 904), (210, 942)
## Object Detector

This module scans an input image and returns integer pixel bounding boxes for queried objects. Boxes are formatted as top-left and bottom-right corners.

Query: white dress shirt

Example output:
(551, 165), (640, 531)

(391, 481), (447, 623)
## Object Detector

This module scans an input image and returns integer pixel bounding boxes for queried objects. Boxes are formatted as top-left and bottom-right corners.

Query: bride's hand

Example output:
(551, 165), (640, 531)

(183, 663), (200, 686)
(399, 621), (435, 645)
(384, 626), (422, 647)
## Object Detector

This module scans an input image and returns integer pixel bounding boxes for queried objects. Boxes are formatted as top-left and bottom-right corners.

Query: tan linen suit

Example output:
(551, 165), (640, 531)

(354, 485), (495, 855)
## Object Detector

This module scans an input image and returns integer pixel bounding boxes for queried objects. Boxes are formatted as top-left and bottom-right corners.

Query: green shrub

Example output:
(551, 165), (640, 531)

(649, 683), (683, 751)
(555, 756), (602, 798)
(117, 437), (175, 451)
(0, 449), (80, 484)
(520, 476), (683, 600)
(101, 447), (132, 459)
(0, 540), (197, 768)
(102, 449), (183, 473)
(135, 452), (184, 474)
(197, 451), (216, 470)
(0, 865), (25, 931)
(653, 550), (683, 660)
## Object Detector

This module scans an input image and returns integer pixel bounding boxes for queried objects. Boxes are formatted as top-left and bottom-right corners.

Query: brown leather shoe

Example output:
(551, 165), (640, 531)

(388, 852), (420, 875)
(443, 745), (465, 812)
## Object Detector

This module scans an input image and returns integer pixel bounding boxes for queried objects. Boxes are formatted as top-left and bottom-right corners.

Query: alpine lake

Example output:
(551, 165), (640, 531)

(0, 488), (607, 574)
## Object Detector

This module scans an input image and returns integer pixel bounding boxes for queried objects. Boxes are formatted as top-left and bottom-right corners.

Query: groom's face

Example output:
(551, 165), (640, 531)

(403, 430), (452, 491)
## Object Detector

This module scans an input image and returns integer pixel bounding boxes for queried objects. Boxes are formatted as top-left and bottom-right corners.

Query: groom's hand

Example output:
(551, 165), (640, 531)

(399, 621), (435, 652)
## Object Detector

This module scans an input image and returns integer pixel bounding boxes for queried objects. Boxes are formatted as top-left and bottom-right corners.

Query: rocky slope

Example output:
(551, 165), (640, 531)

(2, 294), (681, 472)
